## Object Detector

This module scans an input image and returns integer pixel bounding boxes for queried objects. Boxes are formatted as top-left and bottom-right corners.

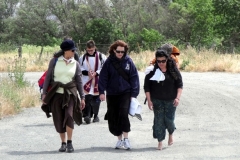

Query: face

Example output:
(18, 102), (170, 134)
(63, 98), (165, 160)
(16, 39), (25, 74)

(114, 46), (125, 59)
(156, 57), (167, 68)
(65, 49), (75, 58)
(86, 47), (95, 55)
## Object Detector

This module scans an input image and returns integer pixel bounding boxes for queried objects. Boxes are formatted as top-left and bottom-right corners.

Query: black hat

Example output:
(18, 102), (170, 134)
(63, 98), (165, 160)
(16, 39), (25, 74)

(60, 40), (76, 51)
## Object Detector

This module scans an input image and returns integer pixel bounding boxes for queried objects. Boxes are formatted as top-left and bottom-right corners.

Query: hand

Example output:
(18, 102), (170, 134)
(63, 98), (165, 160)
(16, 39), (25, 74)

(80, 99), (85, 110)
(41, 94), (46, 104)
(148, 100), (153, 110)
(173, 98), (179, 107)
(100, 94), (105, 101)
(88, 70), (96, 79)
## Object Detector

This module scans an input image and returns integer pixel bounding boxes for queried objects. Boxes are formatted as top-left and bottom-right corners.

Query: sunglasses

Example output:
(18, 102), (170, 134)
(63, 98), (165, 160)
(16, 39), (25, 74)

(157, 60), (167, 63)
(115, 50), (125, 54)
(71, 50), (75, 52)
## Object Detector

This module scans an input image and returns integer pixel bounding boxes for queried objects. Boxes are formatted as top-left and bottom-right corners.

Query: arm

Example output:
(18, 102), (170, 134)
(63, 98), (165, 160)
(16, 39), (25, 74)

(75, 62), (85, 100)
(75, 61), (85, 110)
(144, 73), (153, 110)
(173, 71), (183, 106)
(129, 59), (140, 98)
(42, 58), (56, 95)
(79, 55), (88, 76)
(98, 58), (109, 100)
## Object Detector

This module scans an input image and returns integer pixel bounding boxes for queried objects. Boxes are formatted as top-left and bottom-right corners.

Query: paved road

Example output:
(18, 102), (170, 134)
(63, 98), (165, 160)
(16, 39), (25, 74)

(0, 72), (240, 160)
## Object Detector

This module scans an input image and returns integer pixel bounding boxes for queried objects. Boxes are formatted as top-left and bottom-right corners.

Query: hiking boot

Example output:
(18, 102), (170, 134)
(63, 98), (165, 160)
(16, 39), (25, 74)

(115, 140), (123, 149)
(59, 142), (66, 152)
(66, 143), (74, 153)
(123, 138), (131, 150)
(93, 116), (100, 123)
(84, 116), (91, 124)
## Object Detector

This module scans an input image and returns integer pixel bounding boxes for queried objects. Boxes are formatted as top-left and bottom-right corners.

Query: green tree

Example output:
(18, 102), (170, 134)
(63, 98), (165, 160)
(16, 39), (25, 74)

(0, 0), (19, 43)
(83, 18), (115, 53)
(11, 0), (59, 59)
(213, 0), (240, 52)
(163, 0), (215, 48)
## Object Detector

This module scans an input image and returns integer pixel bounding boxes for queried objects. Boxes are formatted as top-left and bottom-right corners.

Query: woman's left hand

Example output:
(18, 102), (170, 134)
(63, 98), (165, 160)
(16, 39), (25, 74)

(80, 99), (85, 110)
(173, 98), (179, 107)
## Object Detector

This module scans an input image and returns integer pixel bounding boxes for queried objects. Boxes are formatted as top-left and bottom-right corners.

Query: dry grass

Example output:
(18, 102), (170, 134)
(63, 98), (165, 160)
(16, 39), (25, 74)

(130, 48), (240, 73)
(179, 47), (240, 73)
(1, 47), (240, 72)
(0, 76), (41, 119)
(0, 53), (51, 72)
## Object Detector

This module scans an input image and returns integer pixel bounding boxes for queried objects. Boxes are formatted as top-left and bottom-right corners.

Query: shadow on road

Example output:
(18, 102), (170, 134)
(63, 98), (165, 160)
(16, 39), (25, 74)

(7, 146), (160, 155)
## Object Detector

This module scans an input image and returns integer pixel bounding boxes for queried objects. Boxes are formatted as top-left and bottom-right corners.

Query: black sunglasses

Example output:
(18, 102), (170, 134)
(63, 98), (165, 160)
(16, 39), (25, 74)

(71, 50), (75, 52)
(157, 60), (167, 63)
(115, 50), (125, 54)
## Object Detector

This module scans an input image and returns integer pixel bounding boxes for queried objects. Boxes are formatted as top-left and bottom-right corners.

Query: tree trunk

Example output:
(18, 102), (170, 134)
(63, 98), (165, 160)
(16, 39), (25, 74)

(38, 46), (44, 60)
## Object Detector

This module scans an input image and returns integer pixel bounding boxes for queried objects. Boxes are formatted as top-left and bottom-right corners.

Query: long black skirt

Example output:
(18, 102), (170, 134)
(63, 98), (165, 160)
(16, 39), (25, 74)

(105, 93), (131, 136)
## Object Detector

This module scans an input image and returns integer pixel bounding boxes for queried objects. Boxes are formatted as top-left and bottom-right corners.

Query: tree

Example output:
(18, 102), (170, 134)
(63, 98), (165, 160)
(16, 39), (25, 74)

(213, 0), (240, 52)
(0, 0), (19, 43)
(161, 0), (215, 48)
(12, 0), (59, 59)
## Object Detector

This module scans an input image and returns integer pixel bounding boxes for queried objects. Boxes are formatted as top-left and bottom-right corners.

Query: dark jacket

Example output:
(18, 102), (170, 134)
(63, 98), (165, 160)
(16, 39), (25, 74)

(98, 55), (140, 98)
(144, 64), (183, 100)
(41, 81), (83, 125)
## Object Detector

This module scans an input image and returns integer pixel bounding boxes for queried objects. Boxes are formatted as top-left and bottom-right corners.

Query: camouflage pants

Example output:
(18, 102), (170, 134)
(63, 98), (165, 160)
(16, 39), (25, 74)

(151, 98), (176, 142)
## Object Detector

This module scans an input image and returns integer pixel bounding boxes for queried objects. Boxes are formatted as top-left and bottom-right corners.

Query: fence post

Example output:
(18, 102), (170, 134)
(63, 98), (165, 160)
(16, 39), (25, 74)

(18, 46), (22, 58)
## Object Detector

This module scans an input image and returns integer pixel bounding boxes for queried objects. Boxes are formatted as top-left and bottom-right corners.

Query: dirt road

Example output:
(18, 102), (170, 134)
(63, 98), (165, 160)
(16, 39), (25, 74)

(0, 72), (240, 160)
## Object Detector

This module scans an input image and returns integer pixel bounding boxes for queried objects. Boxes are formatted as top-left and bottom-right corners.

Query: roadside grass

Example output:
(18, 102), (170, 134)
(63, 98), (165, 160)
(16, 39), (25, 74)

(0, 45), (240, 118)
(0, 77), (40, 119)
(130, 48), (240, 73)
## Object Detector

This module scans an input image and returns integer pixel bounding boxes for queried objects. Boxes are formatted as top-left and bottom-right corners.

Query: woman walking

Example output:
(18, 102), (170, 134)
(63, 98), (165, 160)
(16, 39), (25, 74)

(144, 49), (183, 150)
(42, 39), (85, 153)
(98, 40), (140, 150)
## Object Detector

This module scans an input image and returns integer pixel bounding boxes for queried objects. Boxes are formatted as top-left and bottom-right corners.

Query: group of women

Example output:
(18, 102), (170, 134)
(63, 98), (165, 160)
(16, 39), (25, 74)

(41, 39), (183, 152)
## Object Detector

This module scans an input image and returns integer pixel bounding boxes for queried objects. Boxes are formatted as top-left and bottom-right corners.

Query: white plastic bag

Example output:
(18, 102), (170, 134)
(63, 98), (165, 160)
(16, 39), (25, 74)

(129, 98), (142, 121)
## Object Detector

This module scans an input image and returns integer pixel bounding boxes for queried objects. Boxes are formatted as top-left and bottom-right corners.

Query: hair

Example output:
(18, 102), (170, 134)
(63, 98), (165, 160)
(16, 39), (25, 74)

(155, 49), (169, 59)
(63, 36), (72, 41)
(86, 40), (96, 48)
(108, 40), (129, 56)
(158, 43), (173, 56)
(155, 49), (180, 80)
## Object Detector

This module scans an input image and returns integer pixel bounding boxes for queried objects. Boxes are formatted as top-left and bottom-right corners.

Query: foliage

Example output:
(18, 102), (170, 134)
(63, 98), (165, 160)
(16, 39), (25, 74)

(7, 56), (28, 88)
(83, 18), (114, 52)
(0, 0), (239, 53)
(140, 28), (164, 50)
(212, 0), (240, 52)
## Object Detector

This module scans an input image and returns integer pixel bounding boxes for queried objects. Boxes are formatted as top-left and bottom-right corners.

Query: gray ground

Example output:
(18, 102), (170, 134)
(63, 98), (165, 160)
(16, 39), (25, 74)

(0, 72), (240, 160)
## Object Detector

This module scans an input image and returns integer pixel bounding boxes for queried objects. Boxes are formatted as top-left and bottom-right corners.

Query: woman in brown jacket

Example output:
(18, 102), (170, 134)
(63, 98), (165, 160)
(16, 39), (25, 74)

(42, 39), (85, 153)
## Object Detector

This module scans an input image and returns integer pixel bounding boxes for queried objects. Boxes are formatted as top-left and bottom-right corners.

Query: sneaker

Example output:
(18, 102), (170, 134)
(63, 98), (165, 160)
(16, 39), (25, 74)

(93, 116), (100, 123)
(58, 143), (66, 152)
(123, 138), (131, 150)
(66, 143), (74, 153)
(84, 116), (91, 124)
(115, 140), (123, 149)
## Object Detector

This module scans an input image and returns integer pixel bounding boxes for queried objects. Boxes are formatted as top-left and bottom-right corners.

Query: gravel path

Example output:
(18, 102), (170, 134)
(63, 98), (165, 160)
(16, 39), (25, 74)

(0, 72), (240, 160)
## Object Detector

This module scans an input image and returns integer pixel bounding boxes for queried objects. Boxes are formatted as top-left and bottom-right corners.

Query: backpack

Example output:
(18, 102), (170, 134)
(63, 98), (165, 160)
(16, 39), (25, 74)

(38, 58), (58, 97)
(81, 52), (104, 66)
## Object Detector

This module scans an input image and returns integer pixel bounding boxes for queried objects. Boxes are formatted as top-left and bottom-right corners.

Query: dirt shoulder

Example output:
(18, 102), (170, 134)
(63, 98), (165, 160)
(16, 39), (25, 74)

(0, 72), (240, 160)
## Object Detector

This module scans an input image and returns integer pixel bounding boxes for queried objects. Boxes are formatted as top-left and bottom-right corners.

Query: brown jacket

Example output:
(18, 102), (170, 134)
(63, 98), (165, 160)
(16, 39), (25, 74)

(41, 81), (83, 125)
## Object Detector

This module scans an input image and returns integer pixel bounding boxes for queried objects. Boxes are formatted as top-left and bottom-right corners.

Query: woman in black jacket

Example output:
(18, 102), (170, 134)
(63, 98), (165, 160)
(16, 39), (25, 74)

(144, 49), (183, 150)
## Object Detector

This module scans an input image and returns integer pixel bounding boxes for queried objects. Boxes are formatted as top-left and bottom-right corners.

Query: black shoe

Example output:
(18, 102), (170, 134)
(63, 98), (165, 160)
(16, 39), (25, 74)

(59, 143), (66, 152)
(84, 117), (91, 124)
(93, 116), (100, 123)
(66, 143), (74, 153)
